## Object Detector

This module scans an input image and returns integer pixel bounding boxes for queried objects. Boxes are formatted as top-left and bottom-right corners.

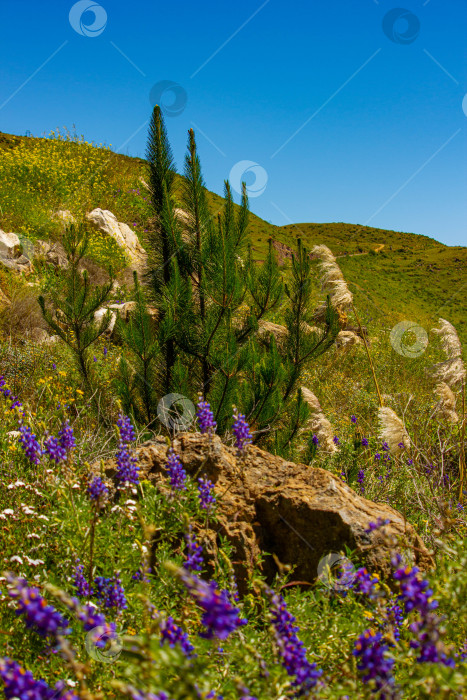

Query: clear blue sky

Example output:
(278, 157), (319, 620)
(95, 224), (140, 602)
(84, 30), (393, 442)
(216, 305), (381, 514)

(1, 0), (466, 245)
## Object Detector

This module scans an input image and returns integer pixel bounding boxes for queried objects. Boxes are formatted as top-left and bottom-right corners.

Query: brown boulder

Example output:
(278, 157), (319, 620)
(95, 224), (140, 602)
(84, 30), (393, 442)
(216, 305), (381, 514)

(103, 434), (431, 587)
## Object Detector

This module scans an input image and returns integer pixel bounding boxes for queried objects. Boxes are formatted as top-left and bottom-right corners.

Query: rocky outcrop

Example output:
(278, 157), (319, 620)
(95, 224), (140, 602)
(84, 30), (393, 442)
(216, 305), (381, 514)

(101, 434), (432, 588)
(86, 209), (146, 269)
(0, 230), (32, 274)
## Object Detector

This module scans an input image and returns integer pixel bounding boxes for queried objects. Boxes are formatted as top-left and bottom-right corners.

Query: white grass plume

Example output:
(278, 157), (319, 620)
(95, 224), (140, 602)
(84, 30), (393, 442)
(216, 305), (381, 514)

(432, 318), (463, 359)
(378, 407), (410, 454)
(431, 319), (465, 387)
(434, 382), (459, 424)
(312, 245), (353, 315)
(301, 386), (337, 454)
(336, 330), (362, 350)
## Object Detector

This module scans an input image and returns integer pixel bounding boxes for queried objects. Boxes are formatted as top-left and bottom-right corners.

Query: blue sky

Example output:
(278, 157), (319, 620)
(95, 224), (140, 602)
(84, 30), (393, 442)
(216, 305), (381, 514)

(1, 0), (466, 245)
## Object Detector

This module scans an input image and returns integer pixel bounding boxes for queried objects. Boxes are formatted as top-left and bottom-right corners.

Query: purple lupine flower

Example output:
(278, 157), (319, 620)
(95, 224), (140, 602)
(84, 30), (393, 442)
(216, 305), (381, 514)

(397, 442), (405, 449)
(117, 413), (136, 443)
(196, 396), (217, 436)
(353, 568), (380, 600)
(44, 434), (66, 464)
(382, 441), (390, 452)
(185, 530), (203, 572)
(0, 658), (78, 700)
(166, 447), (187, 491)
(385, 602), (404, 641)
(116, 442), (139, 487)
(353, 630), (395, 696)
(103, 347), (108, 357)
(351, 415), (357, 424)
(7, 575), (71, 638)
(94, 574), (127, 611)
(365, 518), (390, 533)
(357, 469), (365, 493)
(179, 570), (247, 640)
(407, 459), (413, 466)
(361, 437), (369, 447)
(392, 561), (437, 616)
(267, 588), (322, 693)
(333, 436), (340, 445)
(132, 568), (151, 582)
(198, 477), (216, 511)
(70, 599), (117, 649)
(311, 434), (319, 446)
(58, 420), (75, 454)
(160, 615), (195, 657)
(18, 424), (42, 465)
(374, 453), (381, 461)
(232, 408), (252, 453)
(73, 560), (92, 597)
(236, 684), (257, 700)
(87, 475), (108, 505)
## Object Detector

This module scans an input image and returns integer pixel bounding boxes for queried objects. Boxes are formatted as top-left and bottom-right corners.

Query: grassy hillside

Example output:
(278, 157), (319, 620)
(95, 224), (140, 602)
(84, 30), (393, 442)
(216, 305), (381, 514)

(1, 130), (465, 344)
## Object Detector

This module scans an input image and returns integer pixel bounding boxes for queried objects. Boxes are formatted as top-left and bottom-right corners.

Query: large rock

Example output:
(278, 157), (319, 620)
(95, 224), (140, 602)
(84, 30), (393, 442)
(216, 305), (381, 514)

(100, 434), (432, 588)
(86, 209), (146, 268)
(0, 254), (32, 274)
(0, 231), (21, 258)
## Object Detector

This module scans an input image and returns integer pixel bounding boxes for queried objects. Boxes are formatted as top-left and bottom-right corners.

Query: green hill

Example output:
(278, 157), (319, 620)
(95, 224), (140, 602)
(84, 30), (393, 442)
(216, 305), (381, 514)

(0, 130), (465, 343)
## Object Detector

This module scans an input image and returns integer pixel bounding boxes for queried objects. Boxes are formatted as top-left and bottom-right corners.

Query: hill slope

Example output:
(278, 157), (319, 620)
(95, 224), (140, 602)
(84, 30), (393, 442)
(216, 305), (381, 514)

(0, 130), (465, 342)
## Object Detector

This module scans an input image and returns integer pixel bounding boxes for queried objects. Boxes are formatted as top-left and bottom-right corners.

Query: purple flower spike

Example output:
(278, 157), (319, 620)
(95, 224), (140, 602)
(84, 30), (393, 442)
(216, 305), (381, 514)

(18, 424), (42, 465)
(353, 629), (395, 696)
(117, 414), (136, 443)
(44, 435), (66, 464)
(0, 658), (78, 700)
(166, 447), (187, 491)
(7, 575), (71, 638)
(87, 475), (108, 505)
(160, 615), (195, 657)
(232, 408), (252, 453)
(58, 420), (75, 454)
(73, 560), (92, 597)
(185, 530), (203, 572)
(179, 570), (247, 640)
(351, 415), (357, 424)
(196, 396), (217, 436)
(198, 477), (216, 511)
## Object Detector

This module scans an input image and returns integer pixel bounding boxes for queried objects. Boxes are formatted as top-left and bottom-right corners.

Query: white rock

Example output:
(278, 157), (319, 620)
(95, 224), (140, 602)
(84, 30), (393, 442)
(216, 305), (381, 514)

(0, 230), (21, 258)
(94, 307), (117, 334)
(85, 208), (146, 266)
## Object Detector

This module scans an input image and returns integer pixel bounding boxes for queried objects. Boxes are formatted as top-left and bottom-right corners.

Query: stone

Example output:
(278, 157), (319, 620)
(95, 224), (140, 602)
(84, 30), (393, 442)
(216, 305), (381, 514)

(0, 230), (21, 258)
(99, 434), (432, 589)
(55, 210), (76, 227)
(45, 243), (68, 270)
(0, 255), (32, 274)
(94, 307), (117, 334)
(108, 301), (137, 322)
(28, 327), (50, 344)
(86, 208), (146, 267)
(34, 240), (52, 258)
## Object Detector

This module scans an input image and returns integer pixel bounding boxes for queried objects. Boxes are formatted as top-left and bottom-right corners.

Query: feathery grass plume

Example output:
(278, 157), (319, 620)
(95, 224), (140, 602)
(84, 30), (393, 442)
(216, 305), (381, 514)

(300, 386), (338, 453)
(378, 407), (410, 454)
(431, 318), (466, 387)
(335, 329), (362, 350)
(434, 382), (459, 424)
(312, 245), (353, 323)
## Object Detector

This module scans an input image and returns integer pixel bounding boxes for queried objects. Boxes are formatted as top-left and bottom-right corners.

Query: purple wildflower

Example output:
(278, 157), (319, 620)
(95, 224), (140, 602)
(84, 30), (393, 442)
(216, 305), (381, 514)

(166, 447), (187, 491)
(117, 413), (136, 443)
(311, 434), (319, 446)
(267, 588), (322, 694)
(357, 469), (365, 493)
(73, 560), (92, 597)
(160, 615), (195, 657)
(87, 475), (108, 505)
(127, 688), (170, 700)
(232, 408), (252, 453)
(353, 568), (380, 599)
(116, 442), (139, 487)
(44, 434), (66, 464)
(361, 437), (369, 447)
(351, 415), (357, 424)
(236, 684), (257, 700)
(18, 424), (42, 465)
(374, 453), (381, 461)
(94, 574), (127, 611)
(58, 420), (75, 454)
(333, 435), (340, 445)
(0, 658), (78, 700)
(179, 570), (247, 640)
(382, 441), (390, 452)
(353, 630), (395, 697)
(7, 575), (71, 638)
(185, 530), (203, 572)
(365, 518), (390, 533)
(196, 396), (217, 435)
(198, 477), (216, 511)
(103, 347), (108, 356)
